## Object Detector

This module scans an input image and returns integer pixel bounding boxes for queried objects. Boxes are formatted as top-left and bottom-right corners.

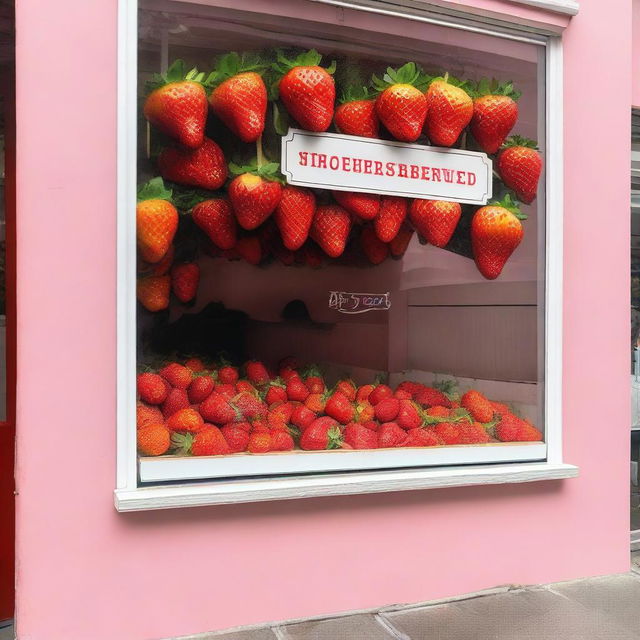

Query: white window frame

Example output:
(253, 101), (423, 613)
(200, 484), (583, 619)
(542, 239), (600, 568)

(115, 0), (577, 511)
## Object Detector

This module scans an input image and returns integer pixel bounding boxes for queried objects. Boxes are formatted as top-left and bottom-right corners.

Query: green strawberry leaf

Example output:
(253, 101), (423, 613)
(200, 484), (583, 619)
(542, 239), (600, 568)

(170, 432), (193, 456)
(433, 378), (459, 400)
(271, 48), (335, 79)
(272, 101), (289, 136)
(488, 193), (527, 220)
(205, 51), (269, 89)
(166, 59), (185, 83)
(137, 177), (173, 203)
(339, 85), (373, 104)
(471, 77), (521, 100)
(502, 135), (538, 150)
(372, 61), (430, 94)
(146, 59), (207, 92)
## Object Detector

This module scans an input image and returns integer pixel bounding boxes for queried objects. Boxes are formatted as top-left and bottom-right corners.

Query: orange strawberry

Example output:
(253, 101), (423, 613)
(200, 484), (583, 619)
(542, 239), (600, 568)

(461, 390), (494, 423)
(171, 263), (199, 303)
(471, 195), (524, 280)
(354, 401), (375, 424)
(389, 225), (414, 258)
(137, 423), (171, 456)
(158, 138), (227, 191)
(137, 373), (168, 405)
(424, 75), (473, 147)
(140, 245), (174, 276)
(373, 63), (429, 142)
(137, 275), (170, 312)
(360, 226), (389, 264)
(374, 196), (408, 243)
(409, 199), (461, 248)
(167, 407), (205, 433)
(137, 403), (164, 431)
(228, 170), (282, 230)
(497, 136), (542, 204)
(207, 53), (267, 143)
(334, 86), (379, 138)
(274, 49), (336, 132)
(332, 191), (380, 221)
(311, 204), (351, 258)
(274, 186), (315, 250)
(143, 60), (207, 148)
(470, 79), (520, 154)
(136, 178), (178, 264)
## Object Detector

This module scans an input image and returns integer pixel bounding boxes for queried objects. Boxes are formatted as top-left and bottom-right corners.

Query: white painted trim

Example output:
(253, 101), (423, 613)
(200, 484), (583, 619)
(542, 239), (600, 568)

(506, 0), (579, 16)
(115, 462), (578, 511)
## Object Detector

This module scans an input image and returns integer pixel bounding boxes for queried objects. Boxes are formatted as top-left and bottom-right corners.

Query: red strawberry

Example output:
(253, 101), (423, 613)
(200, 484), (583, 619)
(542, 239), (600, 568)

(495, 413), (542, 442)
(221, 424), (250, 453)
(136, 403), (164, 429)
(192, 198), (237, 251)
(158, 138), (227, 191)
(161, 388), (190, 418)
(377, 422), (407, 448)
(396, 381), (424, 398)
(373, 63), (429, 142)
(137, 373), (168, 405)
(374, 196), (408, 243)
(248, 431), (272, 453)
(159, 363), (192, 389)
(300, 417), (343, 450)
(234, 391), (267, 420)
(374, 397), (400, 423)
(207, 54), (267, 143)
(344, 423), (378, 449)
(471, 195), (524, 280)
(229, 173), (282, 231)
(410, 199), (461, 248)
(171, 263), (199, 303)
(251, 419), (270, 434)
(265, 381), (288, 405)
(299, 243), (324, 268)
(304, 367), (325, 394)
(402, 427), (442, 447)
(518, 421), (543, 442)
(311, 204), (351, 258)
(291, 404), (317, 430)
(360, 420), (379, 432)
(324, 391), (354, 424)
(143, 60), (207, 148)
(216, 383), (236, 398)
(356, 384), (374, 403)
(267, 401), (294, 429)
(234, 236), (263, 265)
(394, 389), (412, 400)
(200, 391), (239, 425)
(137, 275), (170, 312)
(369, 384), (394, 406)
(425, 406), (450, 418)
(332, 191), (380, 221)
(434, 422), (462, 445)
(458, 422), (490, 444)
(191, 426), (231, 456)
(470, 79), (520, 154)
(335, 379), (357, 402)
(360, 226), (389, 264)
(354, 401), (375, 423)
(218, 364), (239, 385)
(461, 390), (494, 423)
(424, 76), (473, 147)
(246, 361), (270, 386)
(275, 49), (335, 132)
(136, 179), (178, 264)
(414, 387), (452, 409)
(167, 408), (205, 433)
(497, 136), (542, 204)
(286, 376), (310, 402)
(305, 393), (327, 413)
(490, 400), (511, 416)
(236, 380), (257, 394)
(396, 399), (423, 430)
(334, 87), (379, 138)
(184, 358), (206, 372)
(227, 421), (251, 433)
(389, 225), (414, 258)
(274, 186), (316, 251)
(271, 430), (295, 451)
(188, 375), (215, 404)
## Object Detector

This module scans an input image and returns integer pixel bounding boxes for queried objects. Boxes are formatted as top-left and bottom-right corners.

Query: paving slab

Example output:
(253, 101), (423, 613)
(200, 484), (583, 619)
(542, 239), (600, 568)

(281, 614), (395, 640)
(383, 587), (638, 640)
(177, 629), (276, 640)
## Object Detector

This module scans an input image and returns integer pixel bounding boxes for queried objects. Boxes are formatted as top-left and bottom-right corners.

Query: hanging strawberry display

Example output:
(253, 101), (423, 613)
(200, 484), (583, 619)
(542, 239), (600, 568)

(191, 198), (237, 251)
(273, 49), (336, 132)
(374, 196), (408, 243)
(311, 204), (352, 258)
(471, 194), (525, 280)
(409, 199), (462, 248)
(157, 138), (227, 190)
(334, 86), (379, 138)
(206, 52), (268, 143)
(372, 62), (429, 142)
(424, 74), (473, 147)
(470, 79), (520, 154)
(497, 136), (543, 204)
(171, 263), (200, 303)
(143, 60), (208, 149)
(137, 275), (171, 312)
(136, 178), (178, 264)
(332, 190), (380, 221)
(274, 186), (316, 251)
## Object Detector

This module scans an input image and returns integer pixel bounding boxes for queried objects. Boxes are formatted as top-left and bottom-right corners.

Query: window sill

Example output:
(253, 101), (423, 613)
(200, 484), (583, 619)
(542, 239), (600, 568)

(114, 461), (578, 511)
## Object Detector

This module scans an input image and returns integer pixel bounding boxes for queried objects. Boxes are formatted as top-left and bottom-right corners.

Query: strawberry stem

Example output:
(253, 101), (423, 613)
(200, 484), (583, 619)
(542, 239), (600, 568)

(256, 134), (264, 169)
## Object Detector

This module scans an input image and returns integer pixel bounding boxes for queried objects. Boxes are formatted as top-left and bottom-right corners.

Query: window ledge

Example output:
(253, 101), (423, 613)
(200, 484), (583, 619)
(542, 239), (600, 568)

(114, 462), (578, 511)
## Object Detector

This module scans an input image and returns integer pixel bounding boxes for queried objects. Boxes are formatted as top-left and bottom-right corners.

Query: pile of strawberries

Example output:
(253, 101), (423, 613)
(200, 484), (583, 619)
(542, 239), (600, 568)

(136, 52), (543, 312)
(136, 357), (543, 457)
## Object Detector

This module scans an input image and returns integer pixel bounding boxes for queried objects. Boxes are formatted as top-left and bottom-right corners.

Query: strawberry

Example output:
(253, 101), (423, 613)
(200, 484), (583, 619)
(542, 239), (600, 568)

(344, 423), (378, 449)
(434, 422), (461, 445)
(279, 356), (299, 371)
(311, 204), (351, 258)
(221, 424), (250, 453)
(424, 75), (473, 147)
(354, 401), (375, 423)
(246, 361), (270, 386)
(374, 397), (400, 422)
(265, 381), (288, 405)
(137, 402), (164, 429)
(137, 423), (171, 456)
(233, 391), (267, 420)
(184, 358), (206, 372)
(356, 384), (374, 403)
(395, 380), (424, 398)
(267, 402), (294, 429)
(461, 390), (494, 423)
(166, 407), (205, 433)
(409, 199), (461, 248)
(291, 404), (316, 430)
(161, 388), (190, 418)
(414, 386), (452, 409)
(207, 53), (267, 143)
(389, 225), (414, 258)
(304, 367), (325, 394)
(335, 379), (357, 402)
(234, 236), (263, 265)
(216, 383), (236, 398)
(300, 417), (343, 450)
(140, 245), (174, 276)
(251, 419), (270, 434)
(332, 191), (380, 221)
(518, 421), (543, 442)
(497, 136), (542, 204)
(228, 171), (282, 231)
(369, 384), (394, 406)
(236, 380), (257, 394)
(158, 138), (227, 191)
(143, 60), (207, 148)
(394, 389), (412, 400)
(200, 391), (239, 425)
(218, 364), (239, 385)
(495, 413), (542, 442)
(136, 179), (178, 264)
(159, 363), (193, 389)
(192, 198), (237, 251)
(271, 430), (295, 451)
(374, 196), (408, 243)
(402, 427), (441, 447)
(458, 422), (490, 444)
(490, 400), (511, 416)
(334, 86), (379, 138)
(425, 406), (450, 418)
(286, 376), (310, 402)
(396, 399), (423, 430)
(471, 194), (525, 280)
(137, 275), (170, 312)
(187, 375), (215, 404)
(360, 226), (389, 264)
(303, 394), (325, 414)
(189, 426), (231, 456)
(137, 373), (169, 405)
(248, 432), (272, 453)
(377, 422), (407, 448)
(373, 62), (429, 142)
(324, 391), (354, 424)
(274, 49), (336, 132)
(171, 263), (199, 303)
(274, 186), (315, 250)
(470, 79), (520, 154)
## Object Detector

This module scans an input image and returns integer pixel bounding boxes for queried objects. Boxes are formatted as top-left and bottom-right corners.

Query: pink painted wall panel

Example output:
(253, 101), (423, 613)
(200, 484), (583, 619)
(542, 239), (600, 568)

(634, 0), (640, 107)
(13, 2), (632, 640)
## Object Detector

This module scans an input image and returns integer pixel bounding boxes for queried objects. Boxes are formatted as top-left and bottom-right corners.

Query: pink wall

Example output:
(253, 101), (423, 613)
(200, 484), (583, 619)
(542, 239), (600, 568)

(634, 0), (640, 107)
(13, 2), (632, 640)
